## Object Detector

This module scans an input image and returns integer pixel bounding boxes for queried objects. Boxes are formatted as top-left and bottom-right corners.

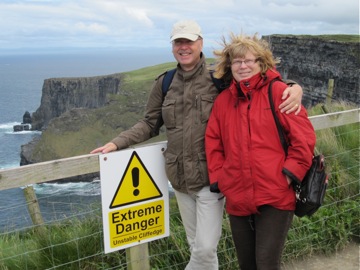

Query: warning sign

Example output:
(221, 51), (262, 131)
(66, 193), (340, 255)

(110, 151), (162, 208)
(109, 200), (165, 248)
(100, 142), (169, 253)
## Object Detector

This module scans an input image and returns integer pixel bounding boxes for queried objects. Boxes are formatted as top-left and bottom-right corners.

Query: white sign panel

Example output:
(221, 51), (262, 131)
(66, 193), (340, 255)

(99, 142), (169, 253)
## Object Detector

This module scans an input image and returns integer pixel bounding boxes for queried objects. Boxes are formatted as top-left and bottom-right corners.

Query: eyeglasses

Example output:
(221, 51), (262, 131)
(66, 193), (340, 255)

(231, 59), (258, 67)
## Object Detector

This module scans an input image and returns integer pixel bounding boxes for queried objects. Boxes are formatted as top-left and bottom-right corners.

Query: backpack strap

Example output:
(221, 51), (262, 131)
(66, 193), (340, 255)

(151, 68), (176, 137)
(268, 78), (288, 155)
(161, 68), (177, 96)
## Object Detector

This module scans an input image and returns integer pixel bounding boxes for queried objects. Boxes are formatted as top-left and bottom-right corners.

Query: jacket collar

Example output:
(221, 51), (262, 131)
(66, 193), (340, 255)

(229, 69), (281, 98)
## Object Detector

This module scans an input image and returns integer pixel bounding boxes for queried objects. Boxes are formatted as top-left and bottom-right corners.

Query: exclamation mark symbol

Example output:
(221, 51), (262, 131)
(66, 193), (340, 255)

(132, 167), (140, 196)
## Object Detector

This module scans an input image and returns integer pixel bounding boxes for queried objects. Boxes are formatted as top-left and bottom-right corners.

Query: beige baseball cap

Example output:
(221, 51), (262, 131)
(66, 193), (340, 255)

(170, 20), (203, 42)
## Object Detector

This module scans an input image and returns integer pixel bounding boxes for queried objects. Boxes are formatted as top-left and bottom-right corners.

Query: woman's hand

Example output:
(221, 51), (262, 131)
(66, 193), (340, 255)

(279, 84), (303, 115)
(286, 176), (292, 186)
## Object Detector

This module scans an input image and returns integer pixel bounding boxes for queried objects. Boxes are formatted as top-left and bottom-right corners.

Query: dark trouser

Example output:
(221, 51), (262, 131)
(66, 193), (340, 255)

(229, 205), (294, 270)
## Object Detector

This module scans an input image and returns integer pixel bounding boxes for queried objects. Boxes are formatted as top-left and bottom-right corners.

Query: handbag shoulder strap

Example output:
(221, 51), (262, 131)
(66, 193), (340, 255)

(268, 79), (288, 156)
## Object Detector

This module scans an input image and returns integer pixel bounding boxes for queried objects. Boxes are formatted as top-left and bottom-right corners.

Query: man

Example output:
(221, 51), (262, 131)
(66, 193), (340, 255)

(91, 20), (302, 270)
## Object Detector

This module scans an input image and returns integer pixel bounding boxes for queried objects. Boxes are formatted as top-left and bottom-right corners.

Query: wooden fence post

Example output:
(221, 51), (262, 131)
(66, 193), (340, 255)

(322, 79), (334, 113)
(326, 79), (334, 105)
(23, 185), (47, 236)
(126, 243), (150, 270)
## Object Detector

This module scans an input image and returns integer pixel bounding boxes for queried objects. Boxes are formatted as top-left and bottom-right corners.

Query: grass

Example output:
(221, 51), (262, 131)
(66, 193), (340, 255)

(0, 101), (358, 269)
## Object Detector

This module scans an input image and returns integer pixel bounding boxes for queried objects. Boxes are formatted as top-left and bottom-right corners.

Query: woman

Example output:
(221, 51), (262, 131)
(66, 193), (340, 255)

(205, 33), (316, 270)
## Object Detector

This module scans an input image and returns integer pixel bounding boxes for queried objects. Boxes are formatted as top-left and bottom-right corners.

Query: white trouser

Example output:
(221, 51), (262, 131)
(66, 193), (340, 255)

(174, 186), (225, 270)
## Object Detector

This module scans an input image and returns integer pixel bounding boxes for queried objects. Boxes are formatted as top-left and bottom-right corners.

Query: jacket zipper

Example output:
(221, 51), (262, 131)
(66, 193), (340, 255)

(247, 91), (253, 177)
(195, 95), (199, 124)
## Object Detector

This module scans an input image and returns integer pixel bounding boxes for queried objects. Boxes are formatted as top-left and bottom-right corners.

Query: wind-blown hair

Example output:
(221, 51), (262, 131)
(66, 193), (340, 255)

(213, 32), (281, 81)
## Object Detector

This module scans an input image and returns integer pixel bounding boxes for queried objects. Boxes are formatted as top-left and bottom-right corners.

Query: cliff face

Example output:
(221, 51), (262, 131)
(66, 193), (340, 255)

(31, 73), (123, 130)
(263, 35), (359, 107)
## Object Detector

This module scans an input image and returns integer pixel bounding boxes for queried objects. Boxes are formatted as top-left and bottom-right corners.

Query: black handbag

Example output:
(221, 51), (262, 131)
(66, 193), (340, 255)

(268, 80), (328, 217)
(293, 154), (328, 217)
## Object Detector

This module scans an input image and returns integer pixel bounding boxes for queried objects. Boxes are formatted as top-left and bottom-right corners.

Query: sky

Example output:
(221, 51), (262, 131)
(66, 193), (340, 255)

(0, 0), (359, 54)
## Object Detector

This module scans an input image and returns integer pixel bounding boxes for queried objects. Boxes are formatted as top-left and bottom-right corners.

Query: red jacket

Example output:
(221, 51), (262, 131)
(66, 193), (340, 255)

(205, 70), (316, 216)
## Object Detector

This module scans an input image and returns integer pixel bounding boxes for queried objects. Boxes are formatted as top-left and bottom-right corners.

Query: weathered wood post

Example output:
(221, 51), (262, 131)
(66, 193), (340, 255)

(326, 79), (334, 105)
(23, 185), (47, 236)
(126, 243), (150, 270)
(322, 79), (334, 113)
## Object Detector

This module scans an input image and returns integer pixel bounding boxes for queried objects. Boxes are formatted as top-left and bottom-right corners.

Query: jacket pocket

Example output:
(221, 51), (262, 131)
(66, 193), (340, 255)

(217, 169), (239, 196)
(200, 94), (216, 123)
(197, 151), (210, 184)
(162, 99), (176, 129)
(164, 151), (180, 188)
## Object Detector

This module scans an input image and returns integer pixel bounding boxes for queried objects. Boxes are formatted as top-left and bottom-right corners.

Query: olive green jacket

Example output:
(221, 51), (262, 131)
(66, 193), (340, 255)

(111, 54), (218, 193)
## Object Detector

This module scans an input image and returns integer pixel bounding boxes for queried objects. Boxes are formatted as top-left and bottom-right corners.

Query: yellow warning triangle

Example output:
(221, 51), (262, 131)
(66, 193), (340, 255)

(110, 151), (163, 208)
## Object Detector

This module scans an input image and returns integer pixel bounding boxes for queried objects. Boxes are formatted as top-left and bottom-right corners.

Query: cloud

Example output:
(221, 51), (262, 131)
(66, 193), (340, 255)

(0, 0), (358, 52)
(125, 8), (154, 27)
(74, 22), (109, 34)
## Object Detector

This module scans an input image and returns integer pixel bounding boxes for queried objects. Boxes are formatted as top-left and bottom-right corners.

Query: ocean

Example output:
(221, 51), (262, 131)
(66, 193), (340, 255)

(0, 48), (176, 231)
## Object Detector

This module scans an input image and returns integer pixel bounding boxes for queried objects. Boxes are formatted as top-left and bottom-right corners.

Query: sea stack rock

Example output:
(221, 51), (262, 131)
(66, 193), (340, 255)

(23, 111), (32, 124)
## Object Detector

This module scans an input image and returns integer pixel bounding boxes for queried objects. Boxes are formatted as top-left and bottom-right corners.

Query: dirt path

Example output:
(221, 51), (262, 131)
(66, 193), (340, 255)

(282, 242), (359, 270)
